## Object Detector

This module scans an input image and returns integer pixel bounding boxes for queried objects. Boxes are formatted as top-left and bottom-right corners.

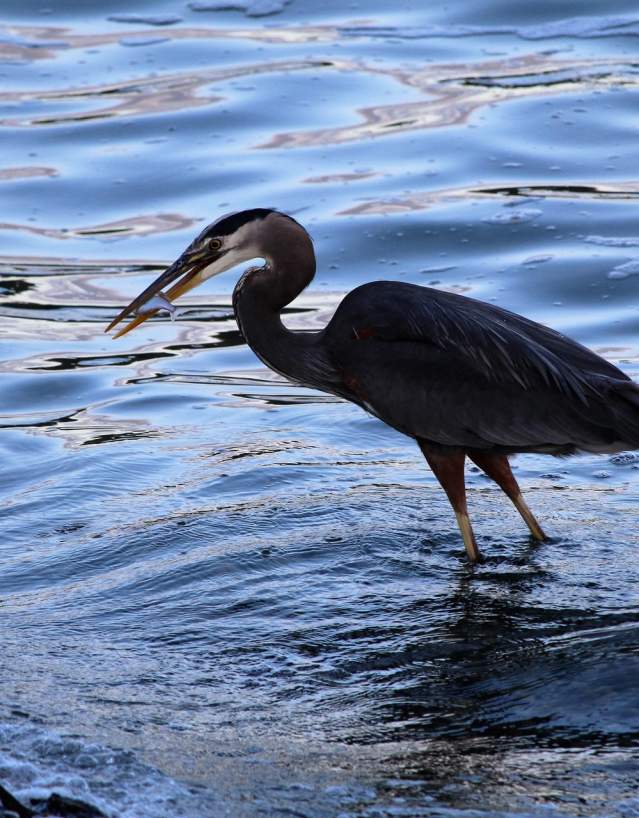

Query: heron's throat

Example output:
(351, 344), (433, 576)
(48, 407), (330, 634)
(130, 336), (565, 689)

(231, 256), (321, 388)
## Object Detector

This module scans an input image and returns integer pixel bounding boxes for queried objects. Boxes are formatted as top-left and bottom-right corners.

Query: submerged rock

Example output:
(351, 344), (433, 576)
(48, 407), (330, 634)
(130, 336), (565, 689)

(0, 783), (106, 818)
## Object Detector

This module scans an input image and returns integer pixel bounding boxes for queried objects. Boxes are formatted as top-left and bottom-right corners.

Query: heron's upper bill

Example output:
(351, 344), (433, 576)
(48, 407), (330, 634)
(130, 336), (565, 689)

(104, 243), (219, 339)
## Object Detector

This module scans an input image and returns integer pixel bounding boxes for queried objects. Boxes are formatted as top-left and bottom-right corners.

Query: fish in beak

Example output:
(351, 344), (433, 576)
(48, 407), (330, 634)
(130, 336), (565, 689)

(105, 239), (226, 339)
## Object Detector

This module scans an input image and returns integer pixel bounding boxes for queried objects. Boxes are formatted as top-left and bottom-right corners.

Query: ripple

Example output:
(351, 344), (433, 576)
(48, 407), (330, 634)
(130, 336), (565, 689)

(340, 15), (639, 41)
(0, 408), (81, 429)
(340, 181), (639, 215)
(188, 0), (292, 17)
(1, 21), (340, 60)
(0, 213), (196, 240)
(24, 351), (175, 372)
(0, 57), (332, 127)
(0, 165), (58, 180)
(585, 234), (639, 247)
(107, 14), (183, 26)
(0, 256), (165, 277)
(303, 170), (379, 184)
(481, 183), (639, 199)
(260, 55), (639, 147)
(458, 63), (638, 88)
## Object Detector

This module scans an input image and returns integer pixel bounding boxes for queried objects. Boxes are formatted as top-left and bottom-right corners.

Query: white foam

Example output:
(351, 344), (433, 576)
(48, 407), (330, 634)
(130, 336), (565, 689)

(0, 721), (218, 818)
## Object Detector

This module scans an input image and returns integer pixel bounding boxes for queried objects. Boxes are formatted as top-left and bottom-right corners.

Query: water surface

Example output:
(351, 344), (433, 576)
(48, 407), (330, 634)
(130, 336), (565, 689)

(1, 1), (639, 816)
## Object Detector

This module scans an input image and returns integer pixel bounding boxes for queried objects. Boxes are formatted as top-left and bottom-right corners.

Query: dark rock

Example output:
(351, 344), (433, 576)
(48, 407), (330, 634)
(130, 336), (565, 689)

(0, 784), (106, 818)
(0, 784), (33, 818)
(36, 793), (106, 818)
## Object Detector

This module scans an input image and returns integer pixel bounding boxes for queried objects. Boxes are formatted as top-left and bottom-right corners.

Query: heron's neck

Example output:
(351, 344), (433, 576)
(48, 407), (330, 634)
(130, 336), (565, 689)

(232, 259), (331, 389)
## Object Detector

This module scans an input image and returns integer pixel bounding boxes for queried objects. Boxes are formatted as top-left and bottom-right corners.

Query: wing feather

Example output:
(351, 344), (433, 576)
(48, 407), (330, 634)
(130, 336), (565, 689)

(323, 281), (638, 453)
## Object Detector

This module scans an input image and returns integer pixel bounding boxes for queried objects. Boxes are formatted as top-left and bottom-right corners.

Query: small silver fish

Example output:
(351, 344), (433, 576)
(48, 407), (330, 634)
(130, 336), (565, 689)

(136, 292), (177, 321)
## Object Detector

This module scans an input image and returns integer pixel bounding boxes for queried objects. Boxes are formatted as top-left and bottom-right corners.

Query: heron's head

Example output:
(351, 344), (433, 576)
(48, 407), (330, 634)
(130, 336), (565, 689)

(105, 208), (305, 338)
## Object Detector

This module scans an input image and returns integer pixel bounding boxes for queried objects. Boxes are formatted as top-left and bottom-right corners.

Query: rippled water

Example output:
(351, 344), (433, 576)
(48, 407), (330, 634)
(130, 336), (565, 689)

(1, 2), (639, 816)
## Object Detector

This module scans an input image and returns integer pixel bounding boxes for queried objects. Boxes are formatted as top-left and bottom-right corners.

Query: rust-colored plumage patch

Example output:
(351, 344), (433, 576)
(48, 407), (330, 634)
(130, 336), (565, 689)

(352, 326), (375, 341)
(342, 371), (368, 402)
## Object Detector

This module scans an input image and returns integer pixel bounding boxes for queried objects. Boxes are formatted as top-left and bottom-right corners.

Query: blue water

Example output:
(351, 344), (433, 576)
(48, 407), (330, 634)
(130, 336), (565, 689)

(1, 2), (639, 816)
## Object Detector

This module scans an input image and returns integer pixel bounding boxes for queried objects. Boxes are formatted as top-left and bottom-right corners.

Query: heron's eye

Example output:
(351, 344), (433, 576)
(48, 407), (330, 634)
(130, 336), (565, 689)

(209, 238), (222, 251)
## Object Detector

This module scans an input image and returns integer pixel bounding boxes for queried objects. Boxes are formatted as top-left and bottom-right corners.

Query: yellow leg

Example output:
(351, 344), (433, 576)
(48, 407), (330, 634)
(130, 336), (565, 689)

(417, 440), (482, 562)
(468, 452), (547, 542)
(455, 509), (481, 562)
(513, 493), (546, 541)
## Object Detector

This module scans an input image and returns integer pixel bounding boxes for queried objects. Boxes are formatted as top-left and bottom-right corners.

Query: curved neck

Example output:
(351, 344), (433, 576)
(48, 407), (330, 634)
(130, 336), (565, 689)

(232, 251), (334, 390)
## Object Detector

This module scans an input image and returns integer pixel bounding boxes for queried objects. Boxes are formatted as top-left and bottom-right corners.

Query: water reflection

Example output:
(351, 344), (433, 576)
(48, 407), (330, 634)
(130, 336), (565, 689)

(0, 212), (196, 239)
(0, 165), (57, 179)
(261, 54), (639, 148)
(340, 182), (639, 215)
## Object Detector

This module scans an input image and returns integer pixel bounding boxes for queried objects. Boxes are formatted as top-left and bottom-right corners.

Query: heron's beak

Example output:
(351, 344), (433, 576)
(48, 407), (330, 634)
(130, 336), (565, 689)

(105, 244), (221, 339)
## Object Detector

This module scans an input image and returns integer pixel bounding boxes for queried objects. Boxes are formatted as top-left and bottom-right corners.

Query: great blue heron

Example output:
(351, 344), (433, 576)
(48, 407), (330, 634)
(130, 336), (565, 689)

(106, 209), (639, 561)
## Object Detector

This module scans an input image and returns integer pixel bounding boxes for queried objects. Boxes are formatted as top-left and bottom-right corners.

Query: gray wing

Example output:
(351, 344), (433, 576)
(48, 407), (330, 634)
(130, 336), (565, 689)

(322, 281), (639, 453)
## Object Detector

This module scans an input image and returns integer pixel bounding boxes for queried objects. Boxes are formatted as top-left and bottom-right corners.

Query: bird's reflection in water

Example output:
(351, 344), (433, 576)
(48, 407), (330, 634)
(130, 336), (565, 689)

(370, 544), (546, 720)
(330, 524), (638, 815)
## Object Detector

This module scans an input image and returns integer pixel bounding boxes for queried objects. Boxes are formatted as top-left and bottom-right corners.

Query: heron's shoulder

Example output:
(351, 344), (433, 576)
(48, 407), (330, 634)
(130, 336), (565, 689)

(329, 280), (507, 350)
(341, 280), (436, 301)
(335, 280), (444, 317)
(333, 280), (514, 330)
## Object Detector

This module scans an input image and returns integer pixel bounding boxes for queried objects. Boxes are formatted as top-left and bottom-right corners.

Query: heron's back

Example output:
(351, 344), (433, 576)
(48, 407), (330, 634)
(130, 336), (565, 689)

(323, 281), (639, 455)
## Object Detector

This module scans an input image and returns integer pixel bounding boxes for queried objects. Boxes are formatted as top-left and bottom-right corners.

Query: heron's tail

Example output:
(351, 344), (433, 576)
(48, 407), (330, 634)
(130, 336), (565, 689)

(609, 379), (639, 449)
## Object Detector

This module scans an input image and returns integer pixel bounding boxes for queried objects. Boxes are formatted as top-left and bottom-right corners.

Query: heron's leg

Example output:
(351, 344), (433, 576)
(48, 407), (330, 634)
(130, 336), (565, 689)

(467, 451), (546, 541)
(417, 440), (480, 562)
